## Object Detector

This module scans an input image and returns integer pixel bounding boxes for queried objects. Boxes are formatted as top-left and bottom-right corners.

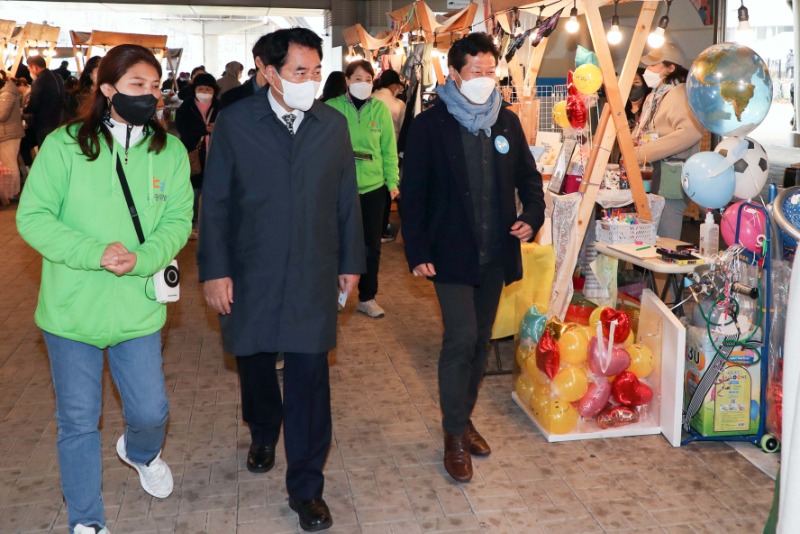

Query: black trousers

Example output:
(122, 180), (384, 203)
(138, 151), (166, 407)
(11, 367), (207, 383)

(236, 351), (331, 500)
(434, 262), (505, 436)
(358, 186), (386, 302)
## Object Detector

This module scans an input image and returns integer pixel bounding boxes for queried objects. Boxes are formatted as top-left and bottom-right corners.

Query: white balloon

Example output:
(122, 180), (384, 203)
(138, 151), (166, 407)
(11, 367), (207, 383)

(714, 136), (770, 200)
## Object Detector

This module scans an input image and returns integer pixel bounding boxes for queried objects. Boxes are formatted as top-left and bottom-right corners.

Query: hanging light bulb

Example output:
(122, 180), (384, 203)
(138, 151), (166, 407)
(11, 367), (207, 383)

(607, 16), (622, 45)
(394, 41), (404, 55)
(737, 0), (755, 43)
(607, 0), (622, 45)
(29, 49), (40, 57)
(565, 0), (580, 34)
(647, 0), (672, 49)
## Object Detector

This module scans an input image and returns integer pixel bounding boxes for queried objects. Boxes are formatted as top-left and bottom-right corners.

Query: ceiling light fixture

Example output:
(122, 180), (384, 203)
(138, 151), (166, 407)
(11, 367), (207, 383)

(566, 0), (580, 34)
(607, 0), (622, 45)
(647, 0), (672, 49)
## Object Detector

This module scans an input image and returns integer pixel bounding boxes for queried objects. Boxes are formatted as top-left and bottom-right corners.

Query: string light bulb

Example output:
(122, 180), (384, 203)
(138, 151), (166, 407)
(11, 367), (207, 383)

(647, 0), (672, 49)
(566, 0), (580, 34)
(737, 0), (751, 30)
(394, 41), (404, 55)
(607, 0), (622, 45)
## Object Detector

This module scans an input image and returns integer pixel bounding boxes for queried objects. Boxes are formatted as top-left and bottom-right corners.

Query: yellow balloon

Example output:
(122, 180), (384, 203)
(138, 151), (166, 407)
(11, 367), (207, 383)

(553, 100), (570, 129)
(573, 325), (595, 344)
(552, 365), (589, 402)
(589, 306), (612, 327)
(515, 373), (537, 406)
(626, 343), (655, 378)
(516, 344), (534, 368)
(530, 389), (551, 420)
(558, 329), (589, 365)
(544, 399), (580, 434)
(623, 330), (635, 347)
(574, 64), (603, 94)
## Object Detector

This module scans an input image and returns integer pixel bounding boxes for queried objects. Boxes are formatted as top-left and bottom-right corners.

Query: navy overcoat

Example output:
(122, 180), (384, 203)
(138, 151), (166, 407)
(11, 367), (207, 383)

(198, 93), (366, 355)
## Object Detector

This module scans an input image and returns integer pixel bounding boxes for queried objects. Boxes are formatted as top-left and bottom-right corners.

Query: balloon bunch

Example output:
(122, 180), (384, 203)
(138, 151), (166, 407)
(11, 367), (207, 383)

(552, 64), (602, 136)
(516, 305), (655, 435)
(680, 136), (770, 211)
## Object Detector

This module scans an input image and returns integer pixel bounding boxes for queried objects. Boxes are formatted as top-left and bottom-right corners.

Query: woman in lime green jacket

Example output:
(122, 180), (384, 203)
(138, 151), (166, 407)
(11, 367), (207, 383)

(16, 45), (192, 534)
(326, 60), (399, 318)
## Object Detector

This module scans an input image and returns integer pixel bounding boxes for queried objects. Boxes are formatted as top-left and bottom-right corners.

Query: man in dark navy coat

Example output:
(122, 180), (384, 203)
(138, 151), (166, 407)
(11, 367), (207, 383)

(198, 28), (364, 532)
(401, 33), (545, 483)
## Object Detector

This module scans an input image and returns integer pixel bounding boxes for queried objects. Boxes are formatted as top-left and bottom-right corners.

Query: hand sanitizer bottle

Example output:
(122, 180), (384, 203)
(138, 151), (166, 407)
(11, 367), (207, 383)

(699, 211), (719, 257)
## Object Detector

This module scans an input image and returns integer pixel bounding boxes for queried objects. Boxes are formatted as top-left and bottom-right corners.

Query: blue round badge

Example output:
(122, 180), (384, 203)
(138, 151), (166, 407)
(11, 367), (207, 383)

(494, 135), (510, 154)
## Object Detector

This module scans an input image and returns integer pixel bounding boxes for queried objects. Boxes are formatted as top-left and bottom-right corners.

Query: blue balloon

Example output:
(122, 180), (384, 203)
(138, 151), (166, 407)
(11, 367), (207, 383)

(681, 151), (736, 209)
(750, 399), (759, 421)
(519, 305), (546, 346)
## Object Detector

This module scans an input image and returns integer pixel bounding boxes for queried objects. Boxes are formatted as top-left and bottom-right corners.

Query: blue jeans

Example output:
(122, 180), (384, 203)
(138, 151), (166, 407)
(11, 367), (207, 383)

(43, 330), (169, 533)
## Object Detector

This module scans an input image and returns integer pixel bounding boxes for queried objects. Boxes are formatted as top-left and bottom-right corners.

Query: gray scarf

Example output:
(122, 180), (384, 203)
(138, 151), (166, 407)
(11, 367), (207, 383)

(435, 78), (501, 137)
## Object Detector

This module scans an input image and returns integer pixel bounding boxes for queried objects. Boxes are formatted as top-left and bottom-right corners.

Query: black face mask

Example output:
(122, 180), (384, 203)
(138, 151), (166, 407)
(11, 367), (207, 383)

(629, 85), (645, 102)
(111, 91), (158, 126)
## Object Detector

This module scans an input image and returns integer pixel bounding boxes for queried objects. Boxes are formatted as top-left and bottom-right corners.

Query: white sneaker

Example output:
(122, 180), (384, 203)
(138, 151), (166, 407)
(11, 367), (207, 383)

(74, 524), (110, 534)
(357, 299), (385, 318)
(116, 435), (173, 499)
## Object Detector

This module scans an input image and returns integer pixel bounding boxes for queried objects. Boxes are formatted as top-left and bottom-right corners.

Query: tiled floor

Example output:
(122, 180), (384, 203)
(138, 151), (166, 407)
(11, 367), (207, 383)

(0, 204), (777, 533)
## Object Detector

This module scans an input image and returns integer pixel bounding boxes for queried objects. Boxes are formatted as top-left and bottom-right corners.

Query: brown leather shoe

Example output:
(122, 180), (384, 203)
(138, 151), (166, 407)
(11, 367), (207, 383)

(443, 431), (473, 482)
(467, 421), (491, 456)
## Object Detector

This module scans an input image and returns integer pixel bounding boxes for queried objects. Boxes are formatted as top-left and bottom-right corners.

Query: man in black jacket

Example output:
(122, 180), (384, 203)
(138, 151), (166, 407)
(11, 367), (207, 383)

(218, 34), (270, 111)
(401, 33), (545, 483)
(24, 56), (64, 146)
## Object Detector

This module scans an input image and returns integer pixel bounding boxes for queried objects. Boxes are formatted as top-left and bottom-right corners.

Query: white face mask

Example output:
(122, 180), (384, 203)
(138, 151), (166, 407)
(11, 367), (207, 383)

(642, 68), (663, 89)
(456, 73), (496, 105)
(195, 93), (213, 103)
(349, 81), (373, 100)
(270, 69), (320, 112)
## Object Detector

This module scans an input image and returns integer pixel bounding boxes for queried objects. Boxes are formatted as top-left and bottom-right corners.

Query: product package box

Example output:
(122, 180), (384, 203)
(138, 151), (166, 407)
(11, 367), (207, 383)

(684, 326), (760, 437)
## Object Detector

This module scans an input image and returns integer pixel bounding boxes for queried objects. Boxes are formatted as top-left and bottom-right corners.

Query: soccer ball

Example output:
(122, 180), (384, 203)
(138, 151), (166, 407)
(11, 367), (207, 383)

(714, 136), (769, 200)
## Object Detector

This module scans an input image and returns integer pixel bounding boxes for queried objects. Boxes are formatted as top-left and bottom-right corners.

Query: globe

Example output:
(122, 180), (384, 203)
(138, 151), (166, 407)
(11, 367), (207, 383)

(779, 191), (800, 249)
(686, 43), (772, 137)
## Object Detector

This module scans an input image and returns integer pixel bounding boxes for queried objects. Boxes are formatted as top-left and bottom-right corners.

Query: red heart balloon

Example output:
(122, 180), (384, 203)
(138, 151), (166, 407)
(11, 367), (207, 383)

(566, 94), (587, 130)
(588, 336), (630, 377)
(611, 371), (653, 406)
(536, 328), (560, 380)
(596, 404), (640, 429)
(600, 308), (632, 344)
(567, 70), (577, 96)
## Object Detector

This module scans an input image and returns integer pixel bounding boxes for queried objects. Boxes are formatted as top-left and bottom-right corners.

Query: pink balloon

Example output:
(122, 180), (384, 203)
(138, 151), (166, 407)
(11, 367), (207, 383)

(574, 380), (611, 418)
(588, 336), (631, 376)
(720, 201), (766, 253)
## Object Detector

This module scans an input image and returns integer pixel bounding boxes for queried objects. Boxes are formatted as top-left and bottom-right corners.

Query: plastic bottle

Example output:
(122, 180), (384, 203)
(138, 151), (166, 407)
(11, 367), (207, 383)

(699, 211), (719, 257)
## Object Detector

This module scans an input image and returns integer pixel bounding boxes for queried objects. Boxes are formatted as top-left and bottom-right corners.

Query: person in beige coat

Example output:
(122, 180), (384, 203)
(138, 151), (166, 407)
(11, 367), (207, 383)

(633, 42), (703, 240)
(0, 71), (24, 203)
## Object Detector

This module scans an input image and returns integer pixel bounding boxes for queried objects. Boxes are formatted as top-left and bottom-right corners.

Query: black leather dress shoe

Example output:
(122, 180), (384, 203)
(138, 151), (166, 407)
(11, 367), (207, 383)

(289, 498), (333, 532)
(246, 442), (275, 473)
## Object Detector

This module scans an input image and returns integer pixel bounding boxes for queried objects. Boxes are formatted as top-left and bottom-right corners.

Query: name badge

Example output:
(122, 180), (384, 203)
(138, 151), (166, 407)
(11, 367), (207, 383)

(494, 135), (510, 154)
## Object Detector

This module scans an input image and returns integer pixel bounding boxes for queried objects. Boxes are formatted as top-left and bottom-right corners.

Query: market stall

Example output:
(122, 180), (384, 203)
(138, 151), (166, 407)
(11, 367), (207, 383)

(7, 22), (60, 74)
(69, 29), (168, 74)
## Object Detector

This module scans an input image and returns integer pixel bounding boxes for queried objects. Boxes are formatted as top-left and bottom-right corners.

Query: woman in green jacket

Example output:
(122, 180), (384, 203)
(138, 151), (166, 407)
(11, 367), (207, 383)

(16, 45), (193, 534)
(327, 60), (399, 318)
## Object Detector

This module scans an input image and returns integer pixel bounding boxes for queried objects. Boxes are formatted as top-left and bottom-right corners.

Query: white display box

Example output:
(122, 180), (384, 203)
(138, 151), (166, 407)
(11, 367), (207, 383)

(513, 289), (686, 446)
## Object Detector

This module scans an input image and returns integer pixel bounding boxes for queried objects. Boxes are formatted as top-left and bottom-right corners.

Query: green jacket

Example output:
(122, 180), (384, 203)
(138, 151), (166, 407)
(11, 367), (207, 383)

(326, 94), (399, 195)
(16, 125), (193, 348)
